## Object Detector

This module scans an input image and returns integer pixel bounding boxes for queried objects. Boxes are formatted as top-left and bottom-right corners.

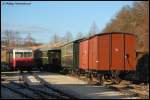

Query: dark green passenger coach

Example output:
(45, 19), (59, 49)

(47, 49), (61, 67)
(34, 48), (61, 72)
(61, 40), (80, 72)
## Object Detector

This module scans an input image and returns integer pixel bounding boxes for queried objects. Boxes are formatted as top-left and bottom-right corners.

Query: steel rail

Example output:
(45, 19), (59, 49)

(1, 83), (34, 99)
(30, 72), (79, 99)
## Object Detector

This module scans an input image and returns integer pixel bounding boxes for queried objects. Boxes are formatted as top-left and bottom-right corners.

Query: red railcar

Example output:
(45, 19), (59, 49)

(7, 48), (34, 71)
(79, 39), (89, 70)
(79, 32), (136, 73)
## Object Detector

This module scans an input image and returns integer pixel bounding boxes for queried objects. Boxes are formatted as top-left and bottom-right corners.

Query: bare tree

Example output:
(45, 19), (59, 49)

(76, 32), (83, 39)
(24, 33), (35, 47)
(50, 33), (60, 45)
(65, 31), (73, 42)
(1, 30), (21, 47)
(89, 21), (99, 36)
(1, 30), (40, 48)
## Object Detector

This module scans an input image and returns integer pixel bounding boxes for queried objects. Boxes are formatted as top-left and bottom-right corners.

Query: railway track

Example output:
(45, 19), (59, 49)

(1, 85), (28, 99)
(1, 71), (75, 99)
(1, 74), (49, 99)
(1, 71), (148, 99)
(1, 82), (35, 99)
(11, 81), (53, 99)
(28, 72), (78, 99)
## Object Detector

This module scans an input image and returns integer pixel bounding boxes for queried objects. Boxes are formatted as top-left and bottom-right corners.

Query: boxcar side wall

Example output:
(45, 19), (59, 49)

(125, 34), (136, 70)
(97, 35), (110, 70)
(89, 37), (98, 70)
(89, 38), (93, 70)
(80, 33), (136, 72)
(79, 40), (89, 70)
(111, 34), (124, 70)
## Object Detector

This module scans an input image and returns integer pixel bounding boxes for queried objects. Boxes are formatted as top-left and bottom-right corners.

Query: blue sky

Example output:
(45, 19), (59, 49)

(1, 1), (134, 44)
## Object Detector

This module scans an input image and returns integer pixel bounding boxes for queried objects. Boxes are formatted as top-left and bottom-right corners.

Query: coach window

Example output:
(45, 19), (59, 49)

(29, 52), (32, 57)
(24, 52), (32, 57)
(15, 52), (23, 58)
(24, 52), (27, 57)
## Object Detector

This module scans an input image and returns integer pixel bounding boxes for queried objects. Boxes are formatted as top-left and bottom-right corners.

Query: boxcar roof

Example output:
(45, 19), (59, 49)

(79, 32), (136, 42)
(60, 32), (136, 44)
(89, 32), (136, 39)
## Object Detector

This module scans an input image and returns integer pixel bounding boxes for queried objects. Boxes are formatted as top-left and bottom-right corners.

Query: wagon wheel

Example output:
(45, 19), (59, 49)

(111, 71), (121, 84)
(76, 70), (81, 77)
(96, 74), (105, 85)
(111, 77), (121, 84)
(72, 69), (77, 76)
(77, 69), (81, 77)
(85, 71), (91, 79)
(104, 74), (110, 81)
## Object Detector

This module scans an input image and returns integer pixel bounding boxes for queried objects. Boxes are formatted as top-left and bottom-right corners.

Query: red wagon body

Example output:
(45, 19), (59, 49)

(79, 32), (136, 71)
(79, 39), (89, 70)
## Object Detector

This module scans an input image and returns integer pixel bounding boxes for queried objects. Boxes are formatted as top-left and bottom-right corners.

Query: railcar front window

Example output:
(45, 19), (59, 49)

(15, 52), (23, 58)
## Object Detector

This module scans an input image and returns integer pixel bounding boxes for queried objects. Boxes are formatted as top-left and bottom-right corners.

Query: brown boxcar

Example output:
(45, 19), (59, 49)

(111, 33), (124, 70)
(89, 36), (98, 70)
(79, 32), (136, 71)
(79, 39), (89, 70)
(124, 34), (136, 70)
(97, 34), (110, 70)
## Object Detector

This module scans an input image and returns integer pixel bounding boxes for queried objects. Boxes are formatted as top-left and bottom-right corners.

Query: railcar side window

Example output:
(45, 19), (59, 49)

(29, 52), (32, 57)
(24, 52), (28, 57)
(15, 52), (23, 58)
(24, 52), (32, 57)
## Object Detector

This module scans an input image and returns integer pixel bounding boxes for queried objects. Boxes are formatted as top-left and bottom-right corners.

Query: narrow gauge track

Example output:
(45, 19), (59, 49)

(1, 76), (49, 99)
(2, 71), (147, 99)
(2, 72), (67, 99)
(10, 81), (57, 99)
(1, 83), (34, 99)
(28, 72), (79, 99)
